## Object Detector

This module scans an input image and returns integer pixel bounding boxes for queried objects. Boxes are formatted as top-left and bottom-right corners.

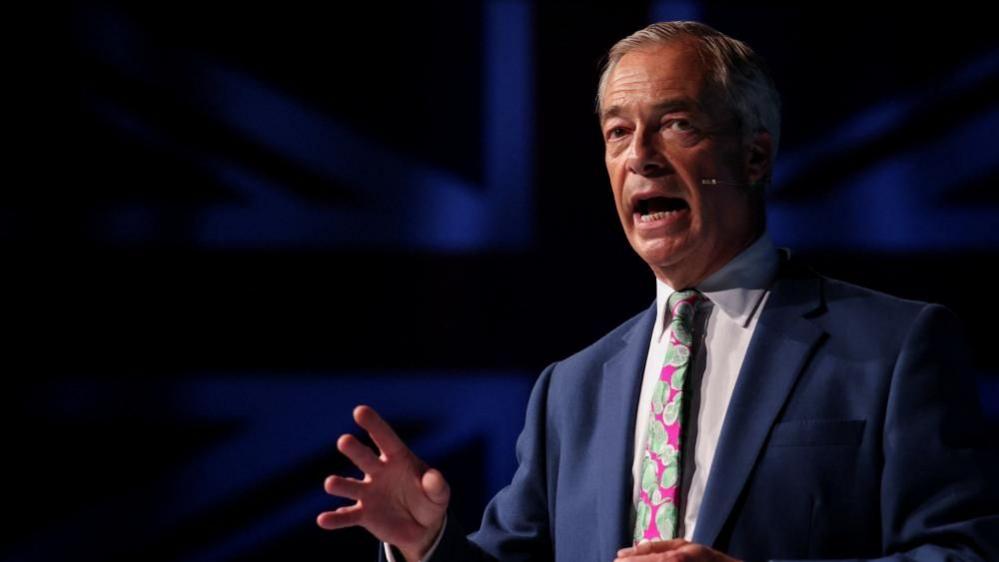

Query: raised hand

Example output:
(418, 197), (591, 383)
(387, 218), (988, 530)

(317, 405), (450, 562)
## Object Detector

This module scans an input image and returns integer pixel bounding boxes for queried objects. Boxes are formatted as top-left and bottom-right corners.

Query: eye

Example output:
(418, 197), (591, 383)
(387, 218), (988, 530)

(663, 119), (695, 132)
(606, 126), (629, 140)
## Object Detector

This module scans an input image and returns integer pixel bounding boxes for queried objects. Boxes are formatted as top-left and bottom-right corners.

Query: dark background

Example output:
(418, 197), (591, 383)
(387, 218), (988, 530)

(6, 2), (998, 561)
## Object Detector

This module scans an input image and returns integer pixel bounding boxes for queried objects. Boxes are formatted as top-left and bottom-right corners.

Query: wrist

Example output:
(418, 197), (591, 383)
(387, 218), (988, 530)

(398, 549), (422, 562)
(398, 545), (426, 562)
(400, 515), (445, 562)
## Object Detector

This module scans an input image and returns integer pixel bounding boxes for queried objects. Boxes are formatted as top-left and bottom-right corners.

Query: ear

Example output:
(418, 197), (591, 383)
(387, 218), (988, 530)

(744, 130), (773, 188)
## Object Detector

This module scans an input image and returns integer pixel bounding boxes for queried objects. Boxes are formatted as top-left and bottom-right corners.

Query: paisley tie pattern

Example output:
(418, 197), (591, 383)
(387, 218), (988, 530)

(633, 289), (702, 544)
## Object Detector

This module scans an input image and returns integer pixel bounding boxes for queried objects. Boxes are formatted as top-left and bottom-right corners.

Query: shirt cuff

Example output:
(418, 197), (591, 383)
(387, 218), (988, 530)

(383, 514), (448, 562)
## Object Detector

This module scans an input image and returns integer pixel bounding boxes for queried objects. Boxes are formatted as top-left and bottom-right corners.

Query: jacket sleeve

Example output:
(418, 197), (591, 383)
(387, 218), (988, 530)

(379, 361), (558, 562)
(775, 304), (999, 562)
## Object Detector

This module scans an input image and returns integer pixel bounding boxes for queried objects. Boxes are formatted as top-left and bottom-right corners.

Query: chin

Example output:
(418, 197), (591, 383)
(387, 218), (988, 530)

(638, 244), (703, 283)
(634, 236), (690, 262)
(638, 250), (686, 275)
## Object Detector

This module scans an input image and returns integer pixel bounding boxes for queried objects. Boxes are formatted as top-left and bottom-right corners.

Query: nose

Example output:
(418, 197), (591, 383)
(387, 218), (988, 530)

(625, 127), (671, 177)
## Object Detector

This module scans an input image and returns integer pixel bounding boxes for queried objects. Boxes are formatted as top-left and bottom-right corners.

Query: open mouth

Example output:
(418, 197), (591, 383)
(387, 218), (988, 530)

(634, 196), (690, 223)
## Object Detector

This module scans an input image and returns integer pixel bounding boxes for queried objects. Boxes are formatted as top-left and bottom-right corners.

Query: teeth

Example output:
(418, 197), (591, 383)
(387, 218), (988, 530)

(639, 210), (681, 222)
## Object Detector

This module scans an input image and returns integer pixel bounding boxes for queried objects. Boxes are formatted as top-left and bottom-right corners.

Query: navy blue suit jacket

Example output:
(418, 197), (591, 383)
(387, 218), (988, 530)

(382, 250), (999, 561)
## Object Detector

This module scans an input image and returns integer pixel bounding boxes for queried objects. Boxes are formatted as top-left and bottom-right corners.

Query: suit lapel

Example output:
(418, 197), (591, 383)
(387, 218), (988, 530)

(596, 298), (658, 560)
(692, 249), (827, 547)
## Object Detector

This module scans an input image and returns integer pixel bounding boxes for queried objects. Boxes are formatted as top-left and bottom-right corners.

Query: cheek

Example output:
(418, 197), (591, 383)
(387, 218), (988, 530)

(687, 196), (718, 240)
(695, 191), (740, 234)
(607, 173), (626, 212)
(604, 149), (618, 173)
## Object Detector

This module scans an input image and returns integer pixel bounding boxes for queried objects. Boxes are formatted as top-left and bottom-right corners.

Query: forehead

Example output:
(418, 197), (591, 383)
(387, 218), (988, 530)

(601, 42), (713, 119)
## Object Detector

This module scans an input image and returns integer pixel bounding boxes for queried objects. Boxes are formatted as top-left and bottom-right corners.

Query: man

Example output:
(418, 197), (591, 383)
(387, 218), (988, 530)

(317, 21), (999, 562)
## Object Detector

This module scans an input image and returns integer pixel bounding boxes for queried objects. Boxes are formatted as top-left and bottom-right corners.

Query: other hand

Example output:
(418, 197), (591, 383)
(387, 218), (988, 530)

(615, 539), (742, 562)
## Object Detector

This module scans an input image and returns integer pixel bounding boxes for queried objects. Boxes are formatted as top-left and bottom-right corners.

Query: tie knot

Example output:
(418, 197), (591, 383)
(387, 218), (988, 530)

(667, 289), (702, 327)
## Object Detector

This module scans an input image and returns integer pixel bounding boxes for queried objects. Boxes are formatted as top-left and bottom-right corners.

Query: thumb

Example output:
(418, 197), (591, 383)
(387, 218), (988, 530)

(408, 468), (450, 527)
(422, 468), (450, 506)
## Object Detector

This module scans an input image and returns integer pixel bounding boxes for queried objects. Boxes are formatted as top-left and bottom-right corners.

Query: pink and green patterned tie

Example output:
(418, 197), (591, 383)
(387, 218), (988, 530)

(633, 289), (702, 544)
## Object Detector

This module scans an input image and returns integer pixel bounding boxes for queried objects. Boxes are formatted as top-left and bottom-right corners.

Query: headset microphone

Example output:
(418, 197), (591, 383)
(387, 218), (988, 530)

(700, 178), (746, 186)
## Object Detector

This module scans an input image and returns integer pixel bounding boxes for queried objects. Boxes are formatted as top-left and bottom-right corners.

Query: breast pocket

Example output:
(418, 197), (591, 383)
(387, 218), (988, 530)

(769, 419), (866, 447)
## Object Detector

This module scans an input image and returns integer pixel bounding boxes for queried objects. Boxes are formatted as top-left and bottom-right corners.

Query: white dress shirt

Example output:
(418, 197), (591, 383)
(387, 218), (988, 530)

(631, 230), (779, 540)
(389, 231), (780, 559)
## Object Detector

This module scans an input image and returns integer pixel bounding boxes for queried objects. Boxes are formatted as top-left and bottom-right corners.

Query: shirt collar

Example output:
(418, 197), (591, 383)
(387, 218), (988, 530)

(655, 230), (780, 333)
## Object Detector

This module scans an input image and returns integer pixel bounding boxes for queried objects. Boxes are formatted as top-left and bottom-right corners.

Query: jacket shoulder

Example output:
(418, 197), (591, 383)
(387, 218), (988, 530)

(818, 272), (954, 325)
(790, 259), (965, 357)
(541, 300), (654, 390)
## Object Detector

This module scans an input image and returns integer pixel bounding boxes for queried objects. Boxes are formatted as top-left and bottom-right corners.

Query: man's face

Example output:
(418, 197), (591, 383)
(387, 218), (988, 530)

(601, 42), (763, 289)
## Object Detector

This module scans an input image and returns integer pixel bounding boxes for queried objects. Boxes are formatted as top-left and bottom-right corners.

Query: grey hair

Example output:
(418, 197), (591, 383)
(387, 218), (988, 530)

(596, 21), (782, 179)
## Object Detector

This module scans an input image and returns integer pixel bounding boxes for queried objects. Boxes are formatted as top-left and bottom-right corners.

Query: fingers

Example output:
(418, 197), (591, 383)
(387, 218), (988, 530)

(617, 538), (689, 558)
(337, 434), (382, 474)
(316, 504), (363, 530)
(408, 468), (451, 526)
(325, 474), (365, 500)
(616, 542), (721, 562)
(353, 405), (407, 458)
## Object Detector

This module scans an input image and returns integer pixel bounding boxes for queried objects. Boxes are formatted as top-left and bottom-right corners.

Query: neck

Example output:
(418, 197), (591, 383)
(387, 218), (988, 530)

(652, 227), (764, 290)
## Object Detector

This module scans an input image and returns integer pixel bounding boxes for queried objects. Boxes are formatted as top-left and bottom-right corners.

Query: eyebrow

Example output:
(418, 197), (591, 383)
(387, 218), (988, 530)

(599, 98), (702, 124)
